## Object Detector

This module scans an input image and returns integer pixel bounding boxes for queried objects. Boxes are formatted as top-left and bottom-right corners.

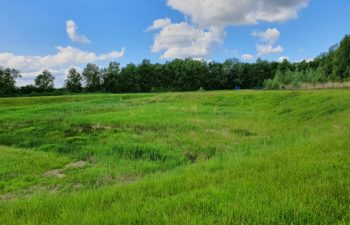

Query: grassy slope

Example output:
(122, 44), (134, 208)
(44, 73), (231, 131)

(0, 146), (70, 197)
(0, 90), (349, 224)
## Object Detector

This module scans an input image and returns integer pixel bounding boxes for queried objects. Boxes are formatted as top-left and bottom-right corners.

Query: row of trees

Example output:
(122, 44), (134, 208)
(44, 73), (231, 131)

(1, 35), (350, 96)
(0, 68), (56, 96)
(0, 59), (281, 96)
(67, 59), (279, 93)
(264, 35), (350, 89)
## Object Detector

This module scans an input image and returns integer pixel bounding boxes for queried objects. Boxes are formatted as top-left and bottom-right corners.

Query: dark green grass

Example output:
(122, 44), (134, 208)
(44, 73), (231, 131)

(0, 90), (349, 224)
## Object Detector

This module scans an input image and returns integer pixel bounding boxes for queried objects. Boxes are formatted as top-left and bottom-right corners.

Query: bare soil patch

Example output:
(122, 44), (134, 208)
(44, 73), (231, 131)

(44, 169), (66, 178)
(64, 161), (87, 169)
(44, 160), (88, 178)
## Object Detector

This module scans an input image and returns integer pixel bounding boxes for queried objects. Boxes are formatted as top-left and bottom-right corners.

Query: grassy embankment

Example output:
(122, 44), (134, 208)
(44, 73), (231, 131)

(0, 90), (349, 224)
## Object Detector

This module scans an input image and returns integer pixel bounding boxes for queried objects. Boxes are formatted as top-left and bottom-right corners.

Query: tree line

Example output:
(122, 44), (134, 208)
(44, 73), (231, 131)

(1, 35), (349, 96)
(264, 35), (350, 89)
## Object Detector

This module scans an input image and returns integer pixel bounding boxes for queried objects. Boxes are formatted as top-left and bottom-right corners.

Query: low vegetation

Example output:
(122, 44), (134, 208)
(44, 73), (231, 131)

(0, 90), (349, 224)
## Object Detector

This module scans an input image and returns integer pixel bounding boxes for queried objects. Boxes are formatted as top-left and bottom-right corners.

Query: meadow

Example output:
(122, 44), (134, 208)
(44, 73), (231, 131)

(0, 90), (349, 224)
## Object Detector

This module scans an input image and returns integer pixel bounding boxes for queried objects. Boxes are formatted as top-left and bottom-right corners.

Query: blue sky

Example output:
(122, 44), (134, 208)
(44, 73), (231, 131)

(0, 0), (349, 86)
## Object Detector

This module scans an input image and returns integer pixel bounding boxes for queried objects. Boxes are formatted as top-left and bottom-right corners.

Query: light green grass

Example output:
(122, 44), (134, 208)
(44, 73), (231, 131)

(0, 90), (349, 224)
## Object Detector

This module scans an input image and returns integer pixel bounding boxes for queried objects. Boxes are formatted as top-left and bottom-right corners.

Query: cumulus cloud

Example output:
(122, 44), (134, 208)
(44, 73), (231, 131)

(149, 19), (224, 59)
(251, 28), (280, 44)
(252, 28), (284, 55)
(0, 46), (125, 86)
(166, 0), (309, 27)
(0, 46), (125, 71)
(241, 54), (254, 61)
(149, 0), (307, 59)
(256, 44), (284, 55)
(146, 18), (172, 31)
(66, 20), (91, 44)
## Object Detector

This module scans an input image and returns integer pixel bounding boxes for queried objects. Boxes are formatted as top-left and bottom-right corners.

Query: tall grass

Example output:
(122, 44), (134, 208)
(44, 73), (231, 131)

(292, 82), (350, 90)
(0, 90), (349, 224)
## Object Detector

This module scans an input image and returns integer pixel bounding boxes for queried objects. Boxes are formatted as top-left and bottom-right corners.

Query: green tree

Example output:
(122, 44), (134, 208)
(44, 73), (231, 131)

(204, 61), (226, 90)
(102, 62), (121, 92)
(19, 85), (37, 95)
(119, 64), (141, 93)
(65, 68), (83, 92)
(223, 58), (243, 89)
(35, 70), (55, 91)
(333, 35), (350, 80)
(0, 67), (21, 96)
(138, 59), (155, 92)
(167, 59), (205, 91)
(83, 64), (101, 92)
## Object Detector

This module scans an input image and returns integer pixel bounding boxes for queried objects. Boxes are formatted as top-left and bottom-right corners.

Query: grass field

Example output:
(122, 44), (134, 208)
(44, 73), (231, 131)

(0, 90), (349, 224)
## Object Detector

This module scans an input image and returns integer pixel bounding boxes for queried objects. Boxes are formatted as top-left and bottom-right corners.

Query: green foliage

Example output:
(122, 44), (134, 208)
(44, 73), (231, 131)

(264, 67), (329, 89)
(138, 59), (156, 92)
(264, 35), (350, 89)
(101, 62), (121, 93)
(82, 63), (102, 92)
(65, 68), (83, 92)
(35, 70), (55, 91)
(198, 87), (205, 92)
(118, 63), (141, 92)
(333, 35), (350, 80)
(263, 78), (280, 90)
(0, 67), (20, 96)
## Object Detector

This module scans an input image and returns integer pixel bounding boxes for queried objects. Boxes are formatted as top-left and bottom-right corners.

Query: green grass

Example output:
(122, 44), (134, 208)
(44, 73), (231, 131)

(0, 90), (349, 224)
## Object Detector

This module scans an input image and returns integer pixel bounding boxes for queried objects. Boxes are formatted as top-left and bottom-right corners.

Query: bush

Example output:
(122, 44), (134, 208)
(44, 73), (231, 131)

(198, 87), (206, 92)
(264, 68), (329, 90)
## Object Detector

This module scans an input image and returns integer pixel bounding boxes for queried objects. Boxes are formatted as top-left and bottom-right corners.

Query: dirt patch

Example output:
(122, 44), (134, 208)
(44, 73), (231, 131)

(73, 183), (83, 190)
(0, 193), (15, 201)
(43, 160), (88, 178)
(0, 184), (63, 202)
(333, 124), (342, 129)
(65, 161), (87, 169)
(92, 124), (115, 130)
(117, 175), (140, 184)
(205, 128), (231, 137)
(44, 169), (66, 178)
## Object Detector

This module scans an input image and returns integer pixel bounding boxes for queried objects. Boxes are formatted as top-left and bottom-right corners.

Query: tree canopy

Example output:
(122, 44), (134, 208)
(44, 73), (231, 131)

(34, 70), (55, 91)
(0, 67), (21, 96)
(65, 68), (83, 92)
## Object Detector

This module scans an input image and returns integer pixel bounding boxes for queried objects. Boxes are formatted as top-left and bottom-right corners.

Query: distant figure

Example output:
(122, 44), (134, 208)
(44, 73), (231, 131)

(235, 86), (241, 90)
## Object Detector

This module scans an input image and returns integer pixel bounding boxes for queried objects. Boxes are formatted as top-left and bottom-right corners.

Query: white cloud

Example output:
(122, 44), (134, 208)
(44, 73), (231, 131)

(241, 54), (254, 61)
(149, 19), (224, 59)
(296, 57), (314, 63)
(252, 28), (284, 56)
(257, 44), (284, 55)
(0, 46), (125, 86)
(149, 0), (307, 59)
(251, 28), (280, 44)
(146, 18), (172, 31)
(278, 56), (289, 62)
(166, 0), (309, 28)
(0, 46), (125, 71)
(66, 20), (91, 44)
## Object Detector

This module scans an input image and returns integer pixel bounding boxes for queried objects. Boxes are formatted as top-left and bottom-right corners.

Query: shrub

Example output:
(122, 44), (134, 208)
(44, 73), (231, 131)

(198, 87), (206, 92)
